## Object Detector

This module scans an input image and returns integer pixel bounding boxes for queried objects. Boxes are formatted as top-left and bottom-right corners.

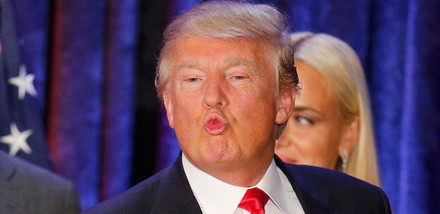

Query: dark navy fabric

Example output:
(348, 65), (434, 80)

(85, 156), (391, 214)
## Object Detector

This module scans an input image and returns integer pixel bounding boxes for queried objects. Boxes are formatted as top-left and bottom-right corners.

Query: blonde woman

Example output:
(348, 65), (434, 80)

(276, 32), (381, 186)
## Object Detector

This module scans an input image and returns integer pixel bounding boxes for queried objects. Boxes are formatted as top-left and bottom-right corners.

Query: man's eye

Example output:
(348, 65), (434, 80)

(228, 74), (249, 81)
(185, 77), (200, 82)
(234, 75), (246, 80)
(226, 73), (251, 88)
(295, 116), (313, 125)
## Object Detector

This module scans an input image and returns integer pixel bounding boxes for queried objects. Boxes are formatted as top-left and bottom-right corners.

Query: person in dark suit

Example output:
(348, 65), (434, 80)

(0, 150), (80, 214)
(86, 1), (392, 213)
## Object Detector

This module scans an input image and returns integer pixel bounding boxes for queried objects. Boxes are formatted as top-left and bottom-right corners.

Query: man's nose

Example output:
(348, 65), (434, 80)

(202, 78), (229, 109)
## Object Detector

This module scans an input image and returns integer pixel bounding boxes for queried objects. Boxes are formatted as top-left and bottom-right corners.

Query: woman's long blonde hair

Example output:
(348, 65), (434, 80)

(291, 32), (380, 186)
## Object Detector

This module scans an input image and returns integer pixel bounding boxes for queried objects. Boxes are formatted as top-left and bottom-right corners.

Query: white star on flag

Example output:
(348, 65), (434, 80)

(0, 123), (33, 156)
(8, 65), (37, 100)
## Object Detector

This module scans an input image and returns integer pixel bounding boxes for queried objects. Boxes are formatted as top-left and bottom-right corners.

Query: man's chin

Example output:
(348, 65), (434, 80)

(191, 152), (242, 170)
(200, 152), (236, 164)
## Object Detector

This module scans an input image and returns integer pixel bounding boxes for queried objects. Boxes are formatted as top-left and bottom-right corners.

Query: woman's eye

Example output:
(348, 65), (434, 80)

(295, 116), (313, 125)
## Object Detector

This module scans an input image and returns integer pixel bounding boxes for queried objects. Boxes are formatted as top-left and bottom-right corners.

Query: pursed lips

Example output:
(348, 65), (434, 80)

(203, 112), (229, 135)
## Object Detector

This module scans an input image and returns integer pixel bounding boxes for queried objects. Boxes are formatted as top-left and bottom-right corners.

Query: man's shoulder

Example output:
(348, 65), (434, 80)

(284, 164), (391, 213)
(86, 157), (202, 214)
(289, 164), (380, 193)
(84, 165), (174, 213)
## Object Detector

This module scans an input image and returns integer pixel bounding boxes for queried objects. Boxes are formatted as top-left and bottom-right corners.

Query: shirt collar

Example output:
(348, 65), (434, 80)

(255, 159), (289, 213)
(182, 154), (287, 214)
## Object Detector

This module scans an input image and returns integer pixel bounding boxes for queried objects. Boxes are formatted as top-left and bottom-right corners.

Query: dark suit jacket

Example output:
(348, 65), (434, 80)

(0, 151), (80, 214)
(85, 155), (391, 214)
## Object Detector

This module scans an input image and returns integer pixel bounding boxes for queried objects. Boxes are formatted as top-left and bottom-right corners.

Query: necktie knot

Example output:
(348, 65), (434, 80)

(238, 187), (270, 214)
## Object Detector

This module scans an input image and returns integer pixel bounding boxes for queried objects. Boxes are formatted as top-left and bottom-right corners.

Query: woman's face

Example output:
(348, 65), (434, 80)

(275, 61), (354, 169)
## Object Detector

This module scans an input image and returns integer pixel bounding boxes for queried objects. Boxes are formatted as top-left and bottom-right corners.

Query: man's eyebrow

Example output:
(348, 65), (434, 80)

(175, 62), (200, 70)
(224, 57), (256, 68)
(294, 106), (323, 116)
(175, 58), (258, 72)
(224, 57), (260, 74)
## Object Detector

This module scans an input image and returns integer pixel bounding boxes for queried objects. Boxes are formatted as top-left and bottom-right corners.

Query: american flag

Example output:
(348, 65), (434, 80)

(0, 0), (51, 169)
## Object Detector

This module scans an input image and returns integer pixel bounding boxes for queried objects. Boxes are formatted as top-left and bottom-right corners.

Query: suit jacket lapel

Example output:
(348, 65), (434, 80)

(275, 156), (331, 213)
(153, 153), (202, 214)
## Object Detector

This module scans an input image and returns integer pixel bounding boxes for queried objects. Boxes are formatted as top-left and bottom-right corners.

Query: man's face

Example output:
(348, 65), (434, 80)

(163, 37), (293, 173)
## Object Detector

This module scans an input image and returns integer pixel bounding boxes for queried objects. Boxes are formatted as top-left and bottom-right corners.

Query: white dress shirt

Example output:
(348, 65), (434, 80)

(182, 154), (305, 214)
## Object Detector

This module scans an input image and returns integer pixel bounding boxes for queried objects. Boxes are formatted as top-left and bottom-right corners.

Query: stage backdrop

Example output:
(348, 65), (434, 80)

(2, 0), (439, 213)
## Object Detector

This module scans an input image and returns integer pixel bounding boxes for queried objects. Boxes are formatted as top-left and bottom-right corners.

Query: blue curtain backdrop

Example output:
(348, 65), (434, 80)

(3, 0), (440, 213)
(46, 0), (137, 209)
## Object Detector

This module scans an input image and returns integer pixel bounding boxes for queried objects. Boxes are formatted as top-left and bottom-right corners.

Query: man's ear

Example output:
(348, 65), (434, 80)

(338, 116), (360, 156)
(275, 90), (295, 125)
(163, 93), (175, 128)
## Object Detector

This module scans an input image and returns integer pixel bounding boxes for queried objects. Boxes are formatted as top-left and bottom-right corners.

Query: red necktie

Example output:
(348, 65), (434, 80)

(238, 187), (270, 214)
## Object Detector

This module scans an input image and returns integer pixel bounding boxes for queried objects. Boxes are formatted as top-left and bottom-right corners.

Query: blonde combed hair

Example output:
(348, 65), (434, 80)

(291, 32), (381, 186)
